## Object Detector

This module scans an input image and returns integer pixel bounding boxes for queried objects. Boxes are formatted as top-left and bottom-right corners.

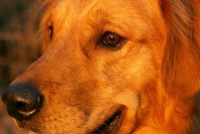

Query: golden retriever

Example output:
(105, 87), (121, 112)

(2, 0), (200, 133)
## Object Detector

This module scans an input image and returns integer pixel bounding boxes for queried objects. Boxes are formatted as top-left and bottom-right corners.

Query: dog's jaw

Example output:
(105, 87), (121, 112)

(25, 111), (122, 134)
(29, 131), (37, 134)
(92, 110), (123, 134)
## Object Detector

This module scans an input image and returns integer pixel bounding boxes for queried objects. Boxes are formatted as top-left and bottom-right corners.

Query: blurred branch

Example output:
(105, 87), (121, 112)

(0, 32), (22, 41)
(0, 56), (11, 66)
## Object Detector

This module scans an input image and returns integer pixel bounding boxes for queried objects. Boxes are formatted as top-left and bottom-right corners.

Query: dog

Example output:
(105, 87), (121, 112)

(2, 0), (200, 133)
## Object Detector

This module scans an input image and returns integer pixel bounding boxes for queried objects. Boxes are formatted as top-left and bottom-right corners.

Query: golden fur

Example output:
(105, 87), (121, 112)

(2, 0), (200, 133)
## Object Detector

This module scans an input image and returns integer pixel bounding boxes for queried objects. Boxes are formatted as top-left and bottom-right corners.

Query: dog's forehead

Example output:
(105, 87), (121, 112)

(45, 0), (164, 36)
(40, 0), (165, 53)
(51, 0), (160, 19)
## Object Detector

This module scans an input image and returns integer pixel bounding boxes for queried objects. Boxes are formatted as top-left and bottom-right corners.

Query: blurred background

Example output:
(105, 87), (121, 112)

(0, 0), (42, 133)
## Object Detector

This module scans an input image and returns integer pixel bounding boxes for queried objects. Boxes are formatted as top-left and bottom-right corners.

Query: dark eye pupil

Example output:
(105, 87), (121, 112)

(48, 21), (53, 40)
(103, 33), (122, 47)
(107, 34), (116, 41)
(48, 26), (53, 39)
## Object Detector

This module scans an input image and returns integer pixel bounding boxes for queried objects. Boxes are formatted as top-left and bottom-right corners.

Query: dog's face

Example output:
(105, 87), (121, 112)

(2, 0), (200, 134)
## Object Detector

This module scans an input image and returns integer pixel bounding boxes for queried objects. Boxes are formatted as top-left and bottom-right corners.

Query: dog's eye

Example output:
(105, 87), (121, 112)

(48, 21), (53, 40)
(100, 32), (124, 47)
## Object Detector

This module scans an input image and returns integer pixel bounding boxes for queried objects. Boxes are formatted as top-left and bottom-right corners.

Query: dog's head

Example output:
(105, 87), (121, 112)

(2, 0), (200, 134)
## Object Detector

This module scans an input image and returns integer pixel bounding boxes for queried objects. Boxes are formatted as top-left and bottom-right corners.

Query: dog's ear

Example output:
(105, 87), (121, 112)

(161, 0), (200, 99)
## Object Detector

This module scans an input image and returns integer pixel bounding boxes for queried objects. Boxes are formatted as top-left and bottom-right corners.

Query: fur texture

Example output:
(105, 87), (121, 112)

(2, 0), (200, 134)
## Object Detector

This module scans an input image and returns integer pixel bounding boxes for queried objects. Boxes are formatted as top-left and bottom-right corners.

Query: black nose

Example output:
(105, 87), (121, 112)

(2, 83), (43, 121)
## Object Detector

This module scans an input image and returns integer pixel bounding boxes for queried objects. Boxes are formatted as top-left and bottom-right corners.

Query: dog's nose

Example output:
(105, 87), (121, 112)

(2, 84), (43, 121)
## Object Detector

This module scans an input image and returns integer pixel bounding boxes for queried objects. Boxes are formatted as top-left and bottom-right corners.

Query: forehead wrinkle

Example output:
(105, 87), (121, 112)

(48, 0), (140, 33)
(44, 0), (164, 42)
(77, 1), (143, 40)
(50, 0), (100, 32)
(71, 1), (136, 48)
(80, 0), (145, 27)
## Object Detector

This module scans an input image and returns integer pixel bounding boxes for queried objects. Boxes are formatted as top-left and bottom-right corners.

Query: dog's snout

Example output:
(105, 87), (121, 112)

(2, 84), (43, 121)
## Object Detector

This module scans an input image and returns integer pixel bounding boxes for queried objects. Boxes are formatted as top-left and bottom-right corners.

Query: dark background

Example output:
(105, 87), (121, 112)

(0, 0), (42, 133)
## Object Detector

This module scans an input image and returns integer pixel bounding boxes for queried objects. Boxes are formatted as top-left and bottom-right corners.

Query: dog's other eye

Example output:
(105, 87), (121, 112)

(100, 32), (124, 47)
(48, 21), (53, 40)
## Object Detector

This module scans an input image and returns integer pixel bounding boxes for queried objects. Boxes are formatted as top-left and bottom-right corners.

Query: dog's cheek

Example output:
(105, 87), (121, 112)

(104, 47), (158, 92)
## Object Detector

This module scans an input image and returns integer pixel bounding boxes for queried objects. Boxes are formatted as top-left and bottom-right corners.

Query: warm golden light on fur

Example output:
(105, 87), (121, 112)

(2, 0), (200, 134)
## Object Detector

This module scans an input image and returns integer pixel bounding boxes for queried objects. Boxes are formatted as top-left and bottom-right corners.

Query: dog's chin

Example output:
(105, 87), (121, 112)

(91, 110), (123, 134)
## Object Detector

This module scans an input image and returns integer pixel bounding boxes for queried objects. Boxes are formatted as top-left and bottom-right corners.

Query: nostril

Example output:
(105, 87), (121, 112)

(15, 95), (43, 115)
(16, 101), (26, 111)
(15, 101), (33, 113)
(2, 83), (43, 121)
